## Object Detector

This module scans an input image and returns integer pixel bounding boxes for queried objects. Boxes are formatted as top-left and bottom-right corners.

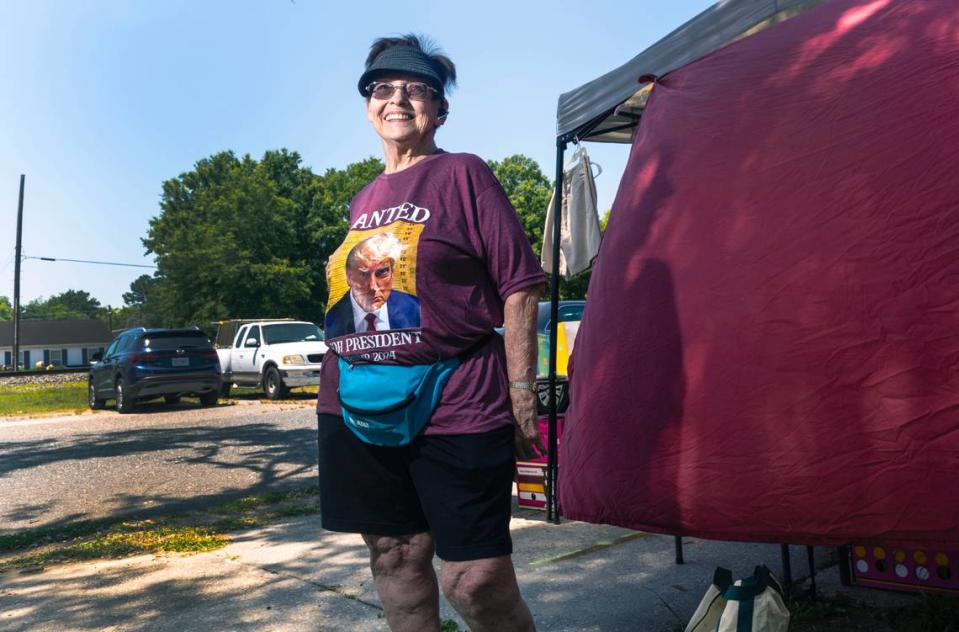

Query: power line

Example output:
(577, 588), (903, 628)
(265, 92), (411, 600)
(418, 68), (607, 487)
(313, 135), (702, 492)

(22, 256), (157, 269)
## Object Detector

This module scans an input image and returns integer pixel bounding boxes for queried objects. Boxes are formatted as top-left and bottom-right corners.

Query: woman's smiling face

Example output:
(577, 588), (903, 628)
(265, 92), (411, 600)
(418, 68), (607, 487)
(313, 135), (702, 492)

(365, 73), (445, 147)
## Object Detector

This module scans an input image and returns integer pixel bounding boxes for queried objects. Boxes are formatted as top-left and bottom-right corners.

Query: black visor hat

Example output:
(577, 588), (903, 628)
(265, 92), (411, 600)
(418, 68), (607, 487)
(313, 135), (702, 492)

(358, 46), (445, 97)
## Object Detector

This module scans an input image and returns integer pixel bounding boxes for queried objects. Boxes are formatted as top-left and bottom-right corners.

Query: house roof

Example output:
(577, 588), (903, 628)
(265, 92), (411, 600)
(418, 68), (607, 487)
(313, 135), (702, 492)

(0, 319), (114, 347)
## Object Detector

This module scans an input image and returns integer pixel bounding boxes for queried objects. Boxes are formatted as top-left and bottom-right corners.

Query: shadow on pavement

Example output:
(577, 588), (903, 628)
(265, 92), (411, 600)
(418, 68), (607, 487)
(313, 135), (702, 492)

(1, 421), (318, 533)
(0, 530), (385, 632)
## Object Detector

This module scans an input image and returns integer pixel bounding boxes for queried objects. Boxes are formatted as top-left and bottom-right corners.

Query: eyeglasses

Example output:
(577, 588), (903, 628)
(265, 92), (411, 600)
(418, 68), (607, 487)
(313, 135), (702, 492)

(365, 81), (438, 101)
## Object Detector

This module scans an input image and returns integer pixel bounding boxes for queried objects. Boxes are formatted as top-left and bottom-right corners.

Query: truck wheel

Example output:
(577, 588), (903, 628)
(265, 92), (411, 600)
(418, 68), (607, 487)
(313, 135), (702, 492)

(89, 381), (106, 410)
(264, 367), (288, 400)
(116, 378), (136, 414)
(199, 391), (218, 407)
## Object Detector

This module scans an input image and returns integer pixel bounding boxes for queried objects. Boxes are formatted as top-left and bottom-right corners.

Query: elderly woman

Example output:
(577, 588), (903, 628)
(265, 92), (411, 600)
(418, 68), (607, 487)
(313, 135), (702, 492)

(316, 35), (545, 632)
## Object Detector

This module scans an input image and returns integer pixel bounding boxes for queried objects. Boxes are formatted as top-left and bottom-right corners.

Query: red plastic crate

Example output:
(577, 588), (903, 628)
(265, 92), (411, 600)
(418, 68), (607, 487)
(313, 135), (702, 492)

(515, 416), (563, 510)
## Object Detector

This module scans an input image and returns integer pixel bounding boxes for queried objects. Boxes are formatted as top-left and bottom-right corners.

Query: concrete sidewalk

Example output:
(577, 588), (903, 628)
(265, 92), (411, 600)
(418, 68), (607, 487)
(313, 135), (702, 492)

(0, 504), (900, 632)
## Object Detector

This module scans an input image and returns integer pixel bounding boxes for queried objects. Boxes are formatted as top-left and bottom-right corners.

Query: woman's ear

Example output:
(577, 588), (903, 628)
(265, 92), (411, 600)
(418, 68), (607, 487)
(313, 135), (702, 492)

(437, 98), (450, 124)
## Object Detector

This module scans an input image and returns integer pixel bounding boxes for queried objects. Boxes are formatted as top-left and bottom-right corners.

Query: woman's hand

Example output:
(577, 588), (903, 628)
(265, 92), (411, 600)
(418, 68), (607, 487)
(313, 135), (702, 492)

(503, 284), (546, 461)
(511, 387), (544, 461)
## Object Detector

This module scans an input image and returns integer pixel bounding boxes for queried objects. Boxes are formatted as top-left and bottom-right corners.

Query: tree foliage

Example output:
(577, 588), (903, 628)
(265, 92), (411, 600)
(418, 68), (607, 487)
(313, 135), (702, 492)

(143, 150), (382, 326)
(114, 274), (166, 328)
(122, 274), (155, 307)
(488, 155), (552, 258)
(21, 290), (101, 320)
(0, 296), (12, 321)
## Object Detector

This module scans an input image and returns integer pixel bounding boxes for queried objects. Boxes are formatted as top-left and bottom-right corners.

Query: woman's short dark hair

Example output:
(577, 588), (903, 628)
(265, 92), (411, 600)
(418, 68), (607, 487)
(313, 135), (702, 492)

(365, 34), (457, 94)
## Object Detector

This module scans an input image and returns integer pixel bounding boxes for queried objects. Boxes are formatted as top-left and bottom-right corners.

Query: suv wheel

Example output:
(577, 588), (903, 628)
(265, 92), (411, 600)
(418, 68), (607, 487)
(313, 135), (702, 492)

(199, 391), (218, 407)
(116, 378), (136, 414)
(163, 394), (181, 405)
(264, 367), (288, 400)
(89, 381), (106, 410)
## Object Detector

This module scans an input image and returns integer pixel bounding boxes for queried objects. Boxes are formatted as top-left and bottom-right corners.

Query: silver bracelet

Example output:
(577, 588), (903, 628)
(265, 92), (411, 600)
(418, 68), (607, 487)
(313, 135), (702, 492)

(508, 380), (536, 392)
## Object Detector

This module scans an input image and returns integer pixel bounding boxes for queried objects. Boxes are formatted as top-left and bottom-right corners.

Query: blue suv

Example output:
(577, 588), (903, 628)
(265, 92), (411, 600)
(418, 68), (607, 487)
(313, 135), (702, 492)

(88, 327), (222, 413)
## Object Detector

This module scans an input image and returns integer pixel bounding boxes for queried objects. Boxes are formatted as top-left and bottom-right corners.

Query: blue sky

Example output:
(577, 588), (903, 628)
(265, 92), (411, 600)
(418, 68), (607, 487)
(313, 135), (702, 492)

(1, 0), (714, 307)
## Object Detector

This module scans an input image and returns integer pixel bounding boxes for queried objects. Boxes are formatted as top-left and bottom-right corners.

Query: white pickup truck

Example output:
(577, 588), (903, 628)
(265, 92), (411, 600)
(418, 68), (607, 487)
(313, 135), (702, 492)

(214, 320), (327, 399)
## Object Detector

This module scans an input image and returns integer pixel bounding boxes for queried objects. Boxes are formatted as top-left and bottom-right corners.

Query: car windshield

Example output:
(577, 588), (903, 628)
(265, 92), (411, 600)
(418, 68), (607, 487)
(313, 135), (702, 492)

(557, 304), (585, 323)
(537, 301), (586, 333)
(140, 332), (212, 351)
(262, 323), (324, 344)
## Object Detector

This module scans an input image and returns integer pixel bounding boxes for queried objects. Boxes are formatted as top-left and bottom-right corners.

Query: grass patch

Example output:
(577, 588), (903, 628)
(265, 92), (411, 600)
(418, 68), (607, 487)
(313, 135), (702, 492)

(441, 620), (462, 632)
(226, 384), (318, 403)
(0, 380), (88, 416)
(213, 485), (318, 514)
(0, 485), (319, 572)
(0, 516), (119, 552)
(7, 522), (227, 569)
(789, 592), (959, 632)
(0, 380), (318, 418)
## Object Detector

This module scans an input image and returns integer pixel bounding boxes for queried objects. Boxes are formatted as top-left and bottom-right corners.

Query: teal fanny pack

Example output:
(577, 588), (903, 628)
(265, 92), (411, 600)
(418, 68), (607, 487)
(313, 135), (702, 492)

(337, 357), (461, 447)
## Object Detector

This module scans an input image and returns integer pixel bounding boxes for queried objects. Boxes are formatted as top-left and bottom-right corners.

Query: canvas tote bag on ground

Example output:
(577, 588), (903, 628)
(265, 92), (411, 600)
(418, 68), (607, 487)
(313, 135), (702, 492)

(684, 567), (733, 632)
(686, 565), (790, 632)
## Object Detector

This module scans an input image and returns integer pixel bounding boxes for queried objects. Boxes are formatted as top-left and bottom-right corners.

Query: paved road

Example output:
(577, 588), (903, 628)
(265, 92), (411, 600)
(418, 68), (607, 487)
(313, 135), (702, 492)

(0, 400), (318, 533)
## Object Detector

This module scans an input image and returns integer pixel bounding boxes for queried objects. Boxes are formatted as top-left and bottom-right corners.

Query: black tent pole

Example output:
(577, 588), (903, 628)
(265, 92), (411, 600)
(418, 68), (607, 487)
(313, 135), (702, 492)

(781, 544), (793, 595)
(546, 136), (567, 524)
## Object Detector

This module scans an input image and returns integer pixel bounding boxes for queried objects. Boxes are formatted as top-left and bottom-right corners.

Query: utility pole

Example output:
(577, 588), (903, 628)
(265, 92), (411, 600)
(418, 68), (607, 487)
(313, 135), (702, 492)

(12, 175), (24, 370)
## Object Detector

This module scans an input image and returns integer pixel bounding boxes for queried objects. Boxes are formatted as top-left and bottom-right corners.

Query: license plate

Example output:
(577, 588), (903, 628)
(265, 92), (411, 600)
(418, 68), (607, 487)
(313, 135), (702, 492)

(172, 357), (189, 367)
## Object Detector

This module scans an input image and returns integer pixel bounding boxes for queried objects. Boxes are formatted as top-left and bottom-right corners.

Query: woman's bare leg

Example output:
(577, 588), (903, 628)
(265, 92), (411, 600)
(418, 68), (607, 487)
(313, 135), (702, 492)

(363, 532), (440, 632)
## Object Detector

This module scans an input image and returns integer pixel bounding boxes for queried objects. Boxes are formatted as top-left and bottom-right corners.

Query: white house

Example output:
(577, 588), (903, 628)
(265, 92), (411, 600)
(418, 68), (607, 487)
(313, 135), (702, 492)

(0, 319), (114, 369)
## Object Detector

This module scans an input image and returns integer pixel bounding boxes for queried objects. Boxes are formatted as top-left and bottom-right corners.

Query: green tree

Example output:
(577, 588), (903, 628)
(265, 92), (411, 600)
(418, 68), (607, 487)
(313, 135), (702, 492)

(145, 150), (309, 325)
(144, 150), (382, 326)
(21, 297), (47, 319)
(94, 305), (121, 332)
(58, 290), (102, 316)
(0, 296), (12, 320)
(116, 273), (166, 328)
(488, 155), (552, 258)
(21, 290), (101, 320)
(122, 274), (155, 307)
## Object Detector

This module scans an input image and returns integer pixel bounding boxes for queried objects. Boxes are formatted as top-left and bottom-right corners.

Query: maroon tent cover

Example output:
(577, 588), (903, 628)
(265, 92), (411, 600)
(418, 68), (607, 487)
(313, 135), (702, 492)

(560, 0), (959, 549)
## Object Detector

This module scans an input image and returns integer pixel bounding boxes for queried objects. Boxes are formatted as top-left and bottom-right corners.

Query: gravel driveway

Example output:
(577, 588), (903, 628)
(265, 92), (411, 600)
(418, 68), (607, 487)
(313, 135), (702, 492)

(0, 399), (319, 533)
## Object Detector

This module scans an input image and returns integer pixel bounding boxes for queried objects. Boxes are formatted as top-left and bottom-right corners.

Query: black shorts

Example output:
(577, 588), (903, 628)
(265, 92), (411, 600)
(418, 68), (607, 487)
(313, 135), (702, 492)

(317, 413), (515, 562)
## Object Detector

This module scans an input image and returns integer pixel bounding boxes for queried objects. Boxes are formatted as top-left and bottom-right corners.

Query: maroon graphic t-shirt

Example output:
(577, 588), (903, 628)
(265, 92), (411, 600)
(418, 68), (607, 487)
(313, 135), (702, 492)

(316, 150), (546, 435)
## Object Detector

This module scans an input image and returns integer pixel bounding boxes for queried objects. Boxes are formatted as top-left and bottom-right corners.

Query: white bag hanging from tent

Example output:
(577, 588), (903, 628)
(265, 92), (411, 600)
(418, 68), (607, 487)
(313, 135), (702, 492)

(542, 145), (603, 278)
(685, 566), (790, 632)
